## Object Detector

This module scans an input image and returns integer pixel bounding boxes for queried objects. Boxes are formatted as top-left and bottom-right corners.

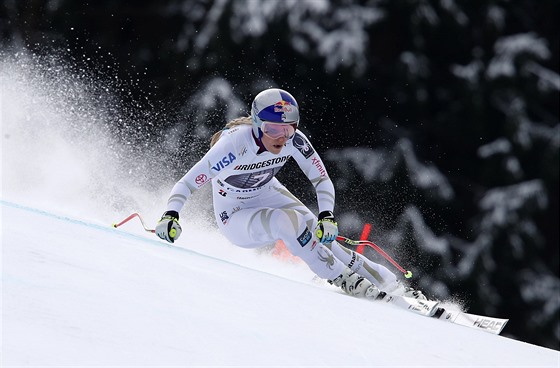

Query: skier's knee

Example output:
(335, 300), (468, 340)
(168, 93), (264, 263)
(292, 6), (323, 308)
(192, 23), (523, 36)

(270, 209), (313, 252)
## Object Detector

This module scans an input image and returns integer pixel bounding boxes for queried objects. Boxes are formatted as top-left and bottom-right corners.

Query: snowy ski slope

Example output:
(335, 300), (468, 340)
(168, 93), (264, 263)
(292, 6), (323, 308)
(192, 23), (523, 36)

(2, 200), (558, 367)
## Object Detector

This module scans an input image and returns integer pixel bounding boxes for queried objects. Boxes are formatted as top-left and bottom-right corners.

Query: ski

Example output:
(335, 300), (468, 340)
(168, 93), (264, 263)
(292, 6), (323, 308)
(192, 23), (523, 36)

(377, 292), (441, 317)
(375, 292), (508, 335)
(432, 308), (509, 335)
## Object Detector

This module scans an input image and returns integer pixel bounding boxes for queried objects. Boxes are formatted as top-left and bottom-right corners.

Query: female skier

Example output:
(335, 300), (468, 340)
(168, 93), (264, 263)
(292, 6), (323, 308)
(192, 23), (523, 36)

(156, 88), (425, 301)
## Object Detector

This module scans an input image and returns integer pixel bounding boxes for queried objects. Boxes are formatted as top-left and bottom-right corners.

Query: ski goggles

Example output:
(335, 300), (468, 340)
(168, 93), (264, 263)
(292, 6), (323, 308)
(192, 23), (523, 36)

(261, 122), (297, 140)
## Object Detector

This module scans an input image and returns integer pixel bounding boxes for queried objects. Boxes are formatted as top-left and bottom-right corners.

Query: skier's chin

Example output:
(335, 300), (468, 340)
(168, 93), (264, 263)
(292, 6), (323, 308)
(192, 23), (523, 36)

(267, 144), (284, 154)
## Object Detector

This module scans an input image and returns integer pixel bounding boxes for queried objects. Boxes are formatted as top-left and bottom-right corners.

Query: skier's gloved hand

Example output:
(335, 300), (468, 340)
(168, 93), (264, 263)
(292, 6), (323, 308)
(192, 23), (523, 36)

(156, 210), (182, 243)
(315, 210), (338, 244)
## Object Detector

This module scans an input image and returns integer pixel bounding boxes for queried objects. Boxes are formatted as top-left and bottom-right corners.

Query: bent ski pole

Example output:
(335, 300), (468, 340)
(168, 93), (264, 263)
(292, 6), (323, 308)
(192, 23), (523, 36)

(112, 213), (155, 233)
(111, 214), (413, 278)
(336, 235), (413, 279)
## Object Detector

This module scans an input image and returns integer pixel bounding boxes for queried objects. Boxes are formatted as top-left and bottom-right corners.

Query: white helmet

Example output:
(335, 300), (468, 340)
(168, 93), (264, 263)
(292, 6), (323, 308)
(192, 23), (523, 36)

(251, 88), (300, 138)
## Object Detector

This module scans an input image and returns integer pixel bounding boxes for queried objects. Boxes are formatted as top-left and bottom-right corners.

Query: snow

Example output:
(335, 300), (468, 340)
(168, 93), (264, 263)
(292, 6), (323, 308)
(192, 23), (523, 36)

(487, 32), (550, 79)
(478, 180), (548, 230)
(325, 138), (454, 201)
(190, 1), (384, 75)
(2, 200), (560, 367)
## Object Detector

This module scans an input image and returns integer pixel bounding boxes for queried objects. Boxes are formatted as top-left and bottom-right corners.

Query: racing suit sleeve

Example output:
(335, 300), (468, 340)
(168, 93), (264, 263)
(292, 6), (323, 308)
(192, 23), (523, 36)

(290, 131), (336, 214)
(166, 133), (235, 213)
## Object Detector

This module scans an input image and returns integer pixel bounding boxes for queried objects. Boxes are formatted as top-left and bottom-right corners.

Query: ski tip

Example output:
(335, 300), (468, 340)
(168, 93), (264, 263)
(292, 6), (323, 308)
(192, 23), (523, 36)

(112, 223), (118, 228)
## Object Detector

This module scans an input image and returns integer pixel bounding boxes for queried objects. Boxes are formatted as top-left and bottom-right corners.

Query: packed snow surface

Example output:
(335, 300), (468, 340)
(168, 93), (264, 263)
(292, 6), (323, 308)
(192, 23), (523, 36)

(2, 200), (559, 367)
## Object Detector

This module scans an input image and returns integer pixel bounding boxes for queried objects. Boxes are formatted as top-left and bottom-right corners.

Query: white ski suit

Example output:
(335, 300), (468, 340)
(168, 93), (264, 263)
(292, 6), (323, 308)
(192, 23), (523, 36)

(165, 124), (398, 287)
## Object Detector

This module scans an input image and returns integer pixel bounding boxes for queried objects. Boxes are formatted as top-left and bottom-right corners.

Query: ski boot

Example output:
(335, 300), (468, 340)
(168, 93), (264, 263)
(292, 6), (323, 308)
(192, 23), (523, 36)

(384, 280), (427, 300)
(330, 268), (383, 300)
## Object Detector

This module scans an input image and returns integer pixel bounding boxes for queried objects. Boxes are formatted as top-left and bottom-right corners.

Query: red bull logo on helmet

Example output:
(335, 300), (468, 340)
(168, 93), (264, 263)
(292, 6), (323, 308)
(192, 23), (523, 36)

(274, 100), (293, 113)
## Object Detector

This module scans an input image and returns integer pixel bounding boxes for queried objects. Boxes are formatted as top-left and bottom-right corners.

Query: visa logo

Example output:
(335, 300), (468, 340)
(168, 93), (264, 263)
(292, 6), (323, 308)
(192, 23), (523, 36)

(212, 152), (236, 171)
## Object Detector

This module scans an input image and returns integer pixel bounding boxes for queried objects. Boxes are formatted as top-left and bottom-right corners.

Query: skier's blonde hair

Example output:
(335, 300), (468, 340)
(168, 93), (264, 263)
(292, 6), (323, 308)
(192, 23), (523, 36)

(210, 116), (252, 147)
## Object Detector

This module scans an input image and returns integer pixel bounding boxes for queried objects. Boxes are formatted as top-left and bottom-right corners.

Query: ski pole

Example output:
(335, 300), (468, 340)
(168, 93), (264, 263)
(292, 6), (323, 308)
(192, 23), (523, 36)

(112, 213), (155, 233)
(336, 235), (413, 279)
(111, 213), (413, 278)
